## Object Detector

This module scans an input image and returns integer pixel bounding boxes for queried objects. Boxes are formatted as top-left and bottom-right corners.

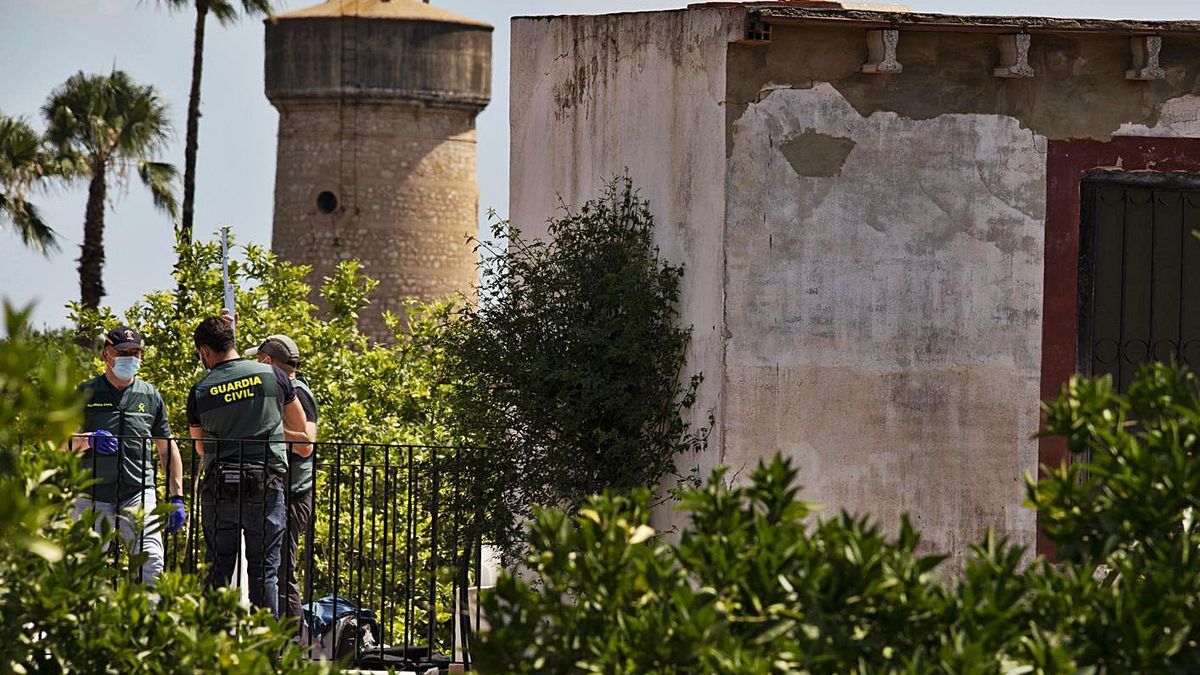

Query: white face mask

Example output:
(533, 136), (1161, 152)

(112, 356), (141, 381)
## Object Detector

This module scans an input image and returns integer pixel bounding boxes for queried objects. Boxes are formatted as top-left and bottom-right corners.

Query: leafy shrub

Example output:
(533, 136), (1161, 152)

(477, 363), (1200, 674)
(437, 177), (707, 558)
(0, 303), (331, 674)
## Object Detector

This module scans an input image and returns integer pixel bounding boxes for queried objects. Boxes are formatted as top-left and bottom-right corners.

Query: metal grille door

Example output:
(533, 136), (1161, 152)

(1078, 172), (1200, 390)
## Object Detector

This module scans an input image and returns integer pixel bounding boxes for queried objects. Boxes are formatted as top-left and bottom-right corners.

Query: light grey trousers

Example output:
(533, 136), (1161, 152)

(71, 487), (164, 586)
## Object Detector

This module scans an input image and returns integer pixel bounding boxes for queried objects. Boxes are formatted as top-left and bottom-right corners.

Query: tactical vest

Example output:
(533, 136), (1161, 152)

(289, 377), (317, 495)
(191, 359), (288, 476)
(79, 375), (169, 502)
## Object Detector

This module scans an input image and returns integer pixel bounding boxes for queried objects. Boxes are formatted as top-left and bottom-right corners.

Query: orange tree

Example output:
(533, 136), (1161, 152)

(477, 362), (1200, 673)
(69, 234), (467, 648)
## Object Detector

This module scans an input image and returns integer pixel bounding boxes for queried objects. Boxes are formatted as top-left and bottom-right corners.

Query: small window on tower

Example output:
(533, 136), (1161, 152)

(316, 191), (339, 214)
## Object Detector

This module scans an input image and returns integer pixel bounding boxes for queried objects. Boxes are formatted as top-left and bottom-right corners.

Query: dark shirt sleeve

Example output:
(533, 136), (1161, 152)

(186, 387), (200, 427)
(152, 391), (172, 437)
(274, 366), (296, 404)
(297, 388), (319, 423)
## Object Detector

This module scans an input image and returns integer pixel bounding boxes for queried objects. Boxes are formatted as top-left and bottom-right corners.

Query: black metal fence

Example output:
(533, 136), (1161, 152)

(66, 434), (489, 669)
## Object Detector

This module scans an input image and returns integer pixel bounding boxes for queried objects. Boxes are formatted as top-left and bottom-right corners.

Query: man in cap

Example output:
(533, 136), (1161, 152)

(188, 316), (309, 615)
(67, 326), (186, 586)
(246, 334), (319, 630)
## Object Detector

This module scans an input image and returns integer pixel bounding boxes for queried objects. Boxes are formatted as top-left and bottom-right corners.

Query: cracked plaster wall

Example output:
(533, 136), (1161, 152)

(510, 8), (1200, 560)
(726, 83), (1046, 562)
(723, 24), (1200, 563)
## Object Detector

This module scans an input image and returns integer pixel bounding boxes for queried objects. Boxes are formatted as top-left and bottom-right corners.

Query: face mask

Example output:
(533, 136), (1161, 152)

(113, 356), (141, 381)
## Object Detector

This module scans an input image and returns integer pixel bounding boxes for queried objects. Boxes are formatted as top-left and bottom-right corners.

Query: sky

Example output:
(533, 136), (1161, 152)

(3, 0), (1200, 329)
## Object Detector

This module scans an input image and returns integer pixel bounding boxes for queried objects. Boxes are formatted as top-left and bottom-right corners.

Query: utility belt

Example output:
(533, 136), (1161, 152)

(201, 462), (284, 501)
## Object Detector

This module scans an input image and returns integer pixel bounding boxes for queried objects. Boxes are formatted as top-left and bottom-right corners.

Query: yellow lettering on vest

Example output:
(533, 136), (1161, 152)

(223, 389), (256, 403)
(210, 374), (266, 399)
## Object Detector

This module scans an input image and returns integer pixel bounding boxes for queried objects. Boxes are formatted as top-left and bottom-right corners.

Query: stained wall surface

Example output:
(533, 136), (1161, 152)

(726, 82), (1047, 560)
(722, 24), (1200, 561)
(510, 7), (1200, 560)
(509, 9), (743, 532)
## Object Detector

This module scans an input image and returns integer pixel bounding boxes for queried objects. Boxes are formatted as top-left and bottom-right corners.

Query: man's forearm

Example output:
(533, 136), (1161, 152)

(284, 428), (313, 443)
(188, 426), (205, 459)
(158, 440), (184, 497)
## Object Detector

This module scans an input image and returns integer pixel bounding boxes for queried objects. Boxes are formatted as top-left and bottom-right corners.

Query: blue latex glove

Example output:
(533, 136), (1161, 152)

(166, 496), (187, 535)
(89, 429), (118, 456)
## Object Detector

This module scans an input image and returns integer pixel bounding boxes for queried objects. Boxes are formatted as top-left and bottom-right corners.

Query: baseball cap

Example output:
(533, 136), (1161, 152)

(104, 326), (143, 351)
(246, 334), (300, 367)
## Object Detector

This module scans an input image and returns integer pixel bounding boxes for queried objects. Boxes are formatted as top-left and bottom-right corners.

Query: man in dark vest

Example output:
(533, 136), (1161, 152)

(187, 317), (309, 615)
(246, 334), (318, 631)
(68, 325), (186, 586)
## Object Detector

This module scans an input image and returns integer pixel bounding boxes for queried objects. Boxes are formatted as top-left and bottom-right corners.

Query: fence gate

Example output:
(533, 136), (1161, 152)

(1077, 171), (1200, 390)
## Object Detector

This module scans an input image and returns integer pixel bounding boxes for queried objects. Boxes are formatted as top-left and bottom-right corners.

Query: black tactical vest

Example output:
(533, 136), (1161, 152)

(191, 359), (287, 475)
(289, 377), (317, 494)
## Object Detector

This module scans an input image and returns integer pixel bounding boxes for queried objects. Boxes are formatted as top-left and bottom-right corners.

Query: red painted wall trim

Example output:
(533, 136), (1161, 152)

(1039, 136), (1200, 559)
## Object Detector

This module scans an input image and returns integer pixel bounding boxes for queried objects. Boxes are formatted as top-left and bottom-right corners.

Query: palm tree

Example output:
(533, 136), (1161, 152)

(0, 114), (58, 255)
(42, 70), (178, 311)
(158, 0), (274, 247)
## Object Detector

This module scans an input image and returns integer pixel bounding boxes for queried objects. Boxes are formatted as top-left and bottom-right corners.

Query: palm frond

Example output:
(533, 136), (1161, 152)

(0, 194), (59, 255)
(42, 70), (176, 212)
(208, 0), (274, 25)
(137, 160), (179, 220)
(0, 112), (61, 255)
(0, 115), (43, 176)
(44, 149), (90, 182)
(41, 71), (106, 153)
(242, 0), (275, 17)
(210, 0), (239, 25)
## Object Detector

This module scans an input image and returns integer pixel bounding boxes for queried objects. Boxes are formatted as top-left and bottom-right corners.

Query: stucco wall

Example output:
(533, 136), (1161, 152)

(510, 8), (1200, 560)
(722, 24), (1200, 562)
(509, 9), (743, 532)
(725, 82), (1046, 560)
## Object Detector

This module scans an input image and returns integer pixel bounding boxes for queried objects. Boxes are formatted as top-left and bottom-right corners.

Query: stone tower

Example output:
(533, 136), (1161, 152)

(264, 0), (491, 337)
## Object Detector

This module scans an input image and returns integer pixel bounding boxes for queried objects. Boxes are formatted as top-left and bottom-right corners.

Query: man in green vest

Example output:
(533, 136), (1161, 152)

(187, 316), (309, 615)
(67, 325), (186, 586)
(246, 334), (318, 630)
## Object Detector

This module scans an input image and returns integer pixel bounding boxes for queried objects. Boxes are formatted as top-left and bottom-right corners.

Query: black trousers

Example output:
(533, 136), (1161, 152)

(280, 488), (313, 628)
(200, 467), (286, 617)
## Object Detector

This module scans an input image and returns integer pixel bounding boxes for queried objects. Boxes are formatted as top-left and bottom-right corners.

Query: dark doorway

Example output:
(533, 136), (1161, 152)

(1077, 171), (1200, 391)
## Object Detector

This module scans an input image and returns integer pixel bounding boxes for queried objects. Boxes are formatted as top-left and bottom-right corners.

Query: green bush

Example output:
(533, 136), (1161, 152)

(436, 177), (707, 559)
(0, 303), (332, 674)
(476, 363), (1200, 674)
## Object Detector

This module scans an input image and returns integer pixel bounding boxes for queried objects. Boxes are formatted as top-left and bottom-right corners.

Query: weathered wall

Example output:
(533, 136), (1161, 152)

(271, 102), (479, 335)
(510, 8), (1200, 560)
(726, 27), (1200, 143)
(509, 9), (743, 532)
(723, 24), (1200, 562)
(265, 17), (491, 108)
(725, 82), (1046, 560)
